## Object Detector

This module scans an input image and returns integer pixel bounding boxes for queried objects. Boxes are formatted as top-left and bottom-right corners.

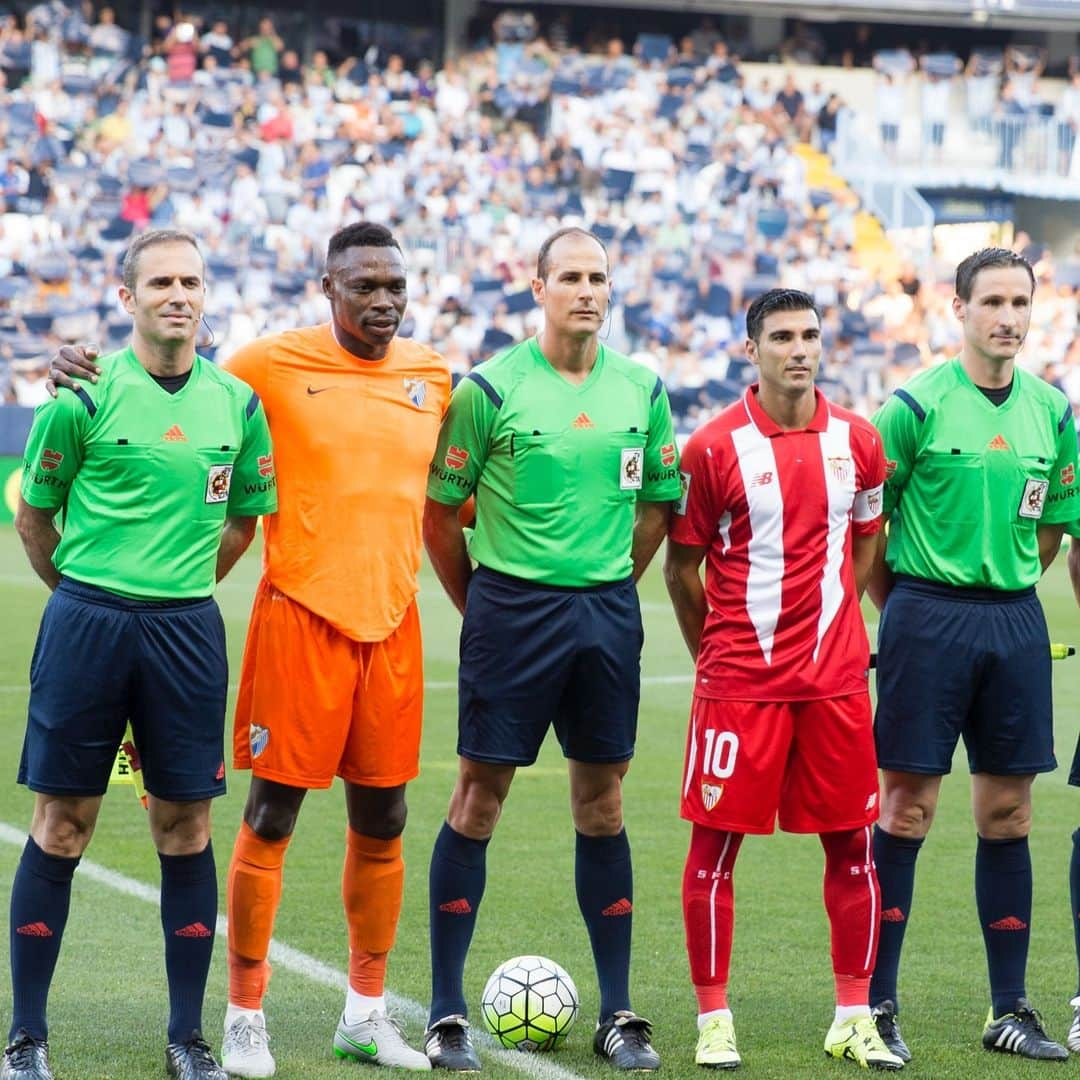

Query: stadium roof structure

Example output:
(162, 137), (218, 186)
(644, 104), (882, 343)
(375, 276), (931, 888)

(506, 0), (1080, 30)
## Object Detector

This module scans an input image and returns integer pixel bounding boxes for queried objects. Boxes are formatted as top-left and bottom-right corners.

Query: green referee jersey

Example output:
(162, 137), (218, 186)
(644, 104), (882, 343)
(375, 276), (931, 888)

(873, 357), (1078, 590)
(21, 347), (277, 599)
(427, 337), (682, 586)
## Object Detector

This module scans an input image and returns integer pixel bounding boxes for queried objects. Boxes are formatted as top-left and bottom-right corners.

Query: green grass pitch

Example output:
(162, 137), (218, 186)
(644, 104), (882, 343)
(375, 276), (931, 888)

(1, 527), (1080, 1078)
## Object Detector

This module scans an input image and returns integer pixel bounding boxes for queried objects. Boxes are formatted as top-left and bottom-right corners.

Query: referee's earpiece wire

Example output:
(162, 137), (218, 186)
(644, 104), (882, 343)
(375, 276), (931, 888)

(201, 315), (216, 348)
(600, 290), (614, 340)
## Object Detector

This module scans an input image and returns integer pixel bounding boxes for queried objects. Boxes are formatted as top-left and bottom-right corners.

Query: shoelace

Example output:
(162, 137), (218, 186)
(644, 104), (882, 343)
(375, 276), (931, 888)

(6, 1035), (44, 1068)
(237, 1020), (270, 1050)
(182, 1037), (219, 1067)
(436, 1023), (472, 1051)
(1013, 1006), (1049, 1035)
(618, 1018), (654, 1048)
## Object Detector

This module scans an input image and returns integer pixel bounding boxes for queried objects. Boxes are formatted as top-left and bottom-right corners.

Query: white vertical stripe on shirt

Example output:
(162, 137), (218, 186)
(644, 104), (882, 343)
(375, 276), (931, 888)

(683, 705), (699, 798)
(731, 424), (784, 665)
(814, 416), (854, 662)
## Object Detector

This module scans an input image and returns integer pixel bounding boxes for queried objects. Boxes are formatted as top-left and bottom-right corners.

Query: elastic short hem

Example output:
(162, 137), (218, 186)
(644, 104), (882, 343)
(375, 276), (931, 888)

(338, 767), (420, 789)
(144, 784), (227, 802)
(969, 761), (1056, 777)
(874, 760), (952, 776)
(680, 811), (776, 835)
(778, 814), (878, 836)
(23, 779), (109, 798)
(458, 747), (537, 767)
(563, 752), (635, 765)
(244, 763), (330, 790)
(1069, 775), (1080, 788)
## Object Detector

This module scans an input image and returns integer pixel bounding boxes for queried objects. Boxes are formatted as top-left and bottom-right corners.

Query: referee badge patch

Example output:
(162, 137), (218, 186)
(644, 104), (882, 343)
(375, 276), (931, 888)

(620, 448), (643, 490)
(205, 464), (233, 504)
(1018, 477), (1048, 520)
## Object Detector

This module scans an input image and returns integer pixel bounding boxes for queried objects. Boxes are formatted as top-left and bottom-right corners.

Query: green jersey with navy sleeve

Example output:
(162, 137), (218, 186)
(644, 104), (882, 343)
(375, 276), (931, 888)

(872, 357), (1077, 590)
(21, 347), (277, 599)
(427, 337), (682, 586)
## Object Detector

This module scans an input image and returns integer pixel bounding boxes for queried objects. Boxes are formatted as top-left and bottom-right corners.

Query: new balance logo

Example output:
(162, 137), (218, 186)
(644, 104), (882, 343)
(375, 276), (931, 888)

(881, 907), (906, 923)
(987, 434), (1010, 451)
(988, 915), (1028, 931)
(16, 921), (52, 937)
(751, 471), (774, 487)
(175, 922), (213, 938)
(602, 898), (633, 917)
(162, 425), (188, 442)
(438, 898), (473, 914)
(572, 412), (594, 429)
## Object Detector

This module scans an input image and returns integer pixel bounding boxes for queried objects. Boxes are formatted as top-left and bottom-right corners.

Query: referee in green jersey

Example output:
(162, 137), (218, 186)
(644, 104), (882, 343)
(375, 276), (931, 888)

(422, 227), (681, 1072)
(866, 248), (1076, 1063)
(2, 230), (276, 1080)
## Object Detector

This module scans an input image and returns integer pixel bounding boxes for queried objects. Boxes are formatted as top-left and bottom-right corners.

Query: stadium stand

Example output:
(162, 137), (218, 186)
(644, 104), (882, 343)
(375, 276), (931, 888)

(0, 3), (1075, 429)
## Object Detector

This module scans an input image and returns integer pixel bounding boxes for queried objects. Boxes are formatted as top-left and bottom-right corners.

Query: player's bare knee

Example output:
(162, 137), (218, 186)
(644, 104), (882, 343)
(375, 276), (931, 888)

(31, 796), (99, 857)
(878, 797), (935, 838)
(570, 788), (624, 836)
(149, 799), (212, 854)
(244, 780), (306, 840)
(345, 782), (407, 839)
(448, 771), (509, 839)
(975, 800), (1032, 839)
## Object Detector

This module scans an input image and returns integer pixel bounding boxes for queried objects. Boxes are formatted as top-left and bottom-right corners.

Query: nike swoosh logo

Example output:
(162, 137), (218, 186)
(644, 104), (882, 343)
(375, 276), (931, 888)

(306, 386), (338, 395)
(341, 1034), (378, 1056)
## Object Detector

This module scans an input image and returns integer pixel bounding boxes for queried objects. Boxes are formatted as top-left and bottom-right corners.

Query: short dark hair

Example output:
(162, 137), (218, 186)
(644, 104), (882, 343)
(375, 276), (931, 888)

(536, 227), (608, 281)
(745, 288), (819, 342)
(955, 247), (1034, 300)
(326, 222), (401, 264)
(121, 229), (202, 292)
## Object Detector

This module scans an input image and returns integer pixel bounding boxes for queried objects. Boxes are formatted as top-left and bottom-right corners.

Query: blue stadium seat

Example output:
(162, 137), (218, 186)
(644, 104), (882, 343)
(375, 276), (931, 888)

(635, 34), (672, 64)
(601, 168), (635, 202)
(99, 217), (134, 242)
(702, 283), (732, 318)
(755, 208), (789, 240)
(501, 288), (534, 315)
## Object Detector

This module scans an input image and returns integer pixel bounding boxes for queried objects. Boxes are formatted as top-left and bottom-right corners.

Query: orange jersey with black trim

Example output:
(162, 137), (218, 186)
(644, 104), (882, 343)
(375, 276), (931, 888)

(225, 325), (450, 641)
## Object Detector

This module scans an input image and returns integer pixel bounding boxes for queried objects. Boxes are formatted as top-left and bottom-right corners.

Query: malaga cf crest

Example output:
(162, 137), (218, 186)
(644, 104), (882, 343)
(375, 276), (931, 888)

(249, 723), (270, 759)
(404, 377), (427, 408)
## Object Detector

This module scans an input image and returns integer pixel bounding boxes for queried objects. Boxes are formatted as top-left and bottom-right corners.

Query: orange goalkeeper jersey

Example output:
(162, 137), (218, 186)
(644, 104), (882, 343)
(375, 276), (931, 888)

(225, 325), (450, 641)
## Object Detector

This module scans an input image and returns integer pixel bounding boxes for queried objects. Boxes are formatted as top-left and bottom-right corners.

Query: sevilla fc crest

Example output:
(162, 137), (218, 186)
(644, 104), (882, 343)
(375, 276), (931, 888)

(701, 783), (723, 812)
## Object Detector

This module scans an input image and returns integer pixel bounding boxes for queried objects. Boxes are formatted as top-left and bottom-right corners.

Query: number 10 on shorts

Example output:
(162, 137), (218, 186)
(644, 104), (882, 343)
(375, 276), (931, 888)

(702, 729), (739, 778)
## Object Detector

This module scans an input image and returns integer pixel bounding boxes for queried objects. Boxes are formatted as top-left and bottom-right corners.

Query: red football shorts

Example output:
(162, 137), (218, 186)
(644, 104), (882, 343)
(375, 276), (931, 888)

(233, 579), (424, 789)
(680, 694), (879, 834)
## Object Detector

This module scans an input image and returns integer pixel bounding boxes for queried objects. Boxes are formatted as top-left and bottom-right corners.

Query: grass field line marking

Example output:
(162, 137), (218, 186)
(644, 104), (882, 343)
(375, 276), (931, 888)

(0, 822), (588, 1080)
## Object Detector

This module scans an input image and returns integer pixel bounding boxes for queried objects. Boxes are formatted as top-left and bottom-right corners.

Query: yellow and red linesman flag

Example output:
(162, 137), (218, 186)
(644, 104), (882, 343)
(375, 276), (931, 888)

(109, 723), (148, 809)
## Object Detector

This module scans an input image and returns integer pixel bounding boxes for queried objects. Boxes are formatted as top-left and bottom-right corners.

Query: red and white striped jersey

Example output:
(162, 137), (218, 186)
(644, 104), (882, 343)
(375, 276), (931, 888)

(671, 385), (885, 701)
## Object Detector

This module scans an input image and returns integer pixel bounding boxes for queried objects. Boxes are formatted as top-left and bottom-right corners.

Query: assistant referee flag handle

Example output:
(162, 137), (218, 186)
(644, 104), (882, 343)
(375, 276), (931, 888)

(869, 644), (1075, 669)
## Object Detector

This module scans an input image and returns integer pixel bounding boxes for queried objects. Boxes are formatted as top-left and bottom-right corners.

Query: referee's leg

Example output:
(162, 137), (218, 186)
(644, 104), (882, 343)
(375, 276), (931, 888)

(8, 794), (103, 1043)
(869, 771), (942, 1016)
(971, 772), (1035, 1020)
(569, 759), (634, 1022)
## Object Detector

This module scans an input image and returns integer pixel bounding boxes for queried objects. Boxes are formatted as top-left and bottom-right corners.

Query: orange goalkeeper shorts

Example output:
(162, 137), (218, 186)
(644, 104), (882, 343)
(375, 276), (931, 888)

(233, 578), (424, 789)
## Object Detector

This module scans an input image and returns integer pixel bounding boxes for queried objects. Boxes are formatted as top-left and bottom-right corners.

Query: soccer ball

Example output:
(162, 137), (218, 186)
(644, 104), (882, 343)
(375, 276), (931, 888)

(480, 955), (579, 1052)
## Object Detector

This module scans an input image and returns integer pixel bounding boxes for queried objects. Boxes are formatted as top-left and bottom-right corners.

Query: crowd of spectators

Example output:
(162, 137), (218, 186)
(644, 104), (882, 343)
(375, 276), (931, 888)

(0, 2), (1075, 432)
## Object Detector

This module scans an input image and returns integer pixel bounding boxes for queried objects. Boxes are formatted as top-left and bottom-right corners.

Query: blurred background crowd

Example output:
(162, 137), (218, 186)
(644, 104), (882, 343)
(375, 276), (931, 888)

(0, 0), (1076, 435)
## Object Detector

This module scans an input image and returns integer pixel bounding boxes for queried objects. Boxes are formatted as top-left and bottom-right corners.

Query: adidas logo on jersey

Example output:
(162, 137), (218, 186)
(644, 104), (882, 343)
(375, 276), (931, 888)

(572, 412), (594, 429)
(162, 425), (188, 442)
(988, 915), (1028, 931)
(987, 434), (1010, 451)
(601, 898), (633, 917)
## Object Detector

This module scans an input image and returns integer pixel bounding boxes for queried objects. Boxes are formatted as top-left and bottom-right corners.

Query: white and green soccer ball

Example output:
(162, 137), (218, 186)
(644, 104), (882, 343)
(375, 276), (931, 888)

(480, 955), (579, 1052)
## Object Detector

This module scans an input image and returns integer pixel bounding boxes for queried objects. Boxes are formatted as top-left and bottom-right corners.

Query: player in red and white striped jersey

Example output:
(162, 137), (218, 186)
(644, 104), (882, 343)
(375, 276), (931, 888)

(664, 289), (897, 1071)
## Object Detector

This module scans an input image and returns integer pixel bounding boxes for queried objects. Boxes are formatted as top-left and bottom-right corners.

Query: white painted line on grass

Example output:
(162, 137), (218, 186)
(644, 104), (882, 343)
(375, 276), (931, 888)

(0, 822), (587, 1080)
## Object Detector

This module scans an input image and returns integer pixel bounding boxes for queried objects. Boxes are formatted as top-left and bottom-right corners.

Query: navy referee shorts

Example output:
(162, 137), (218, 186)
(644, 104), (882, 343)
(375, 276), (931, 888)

(457, 566), (643, 766)
(18, 577), (229, 801)
(874, 574), (1055, 777)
